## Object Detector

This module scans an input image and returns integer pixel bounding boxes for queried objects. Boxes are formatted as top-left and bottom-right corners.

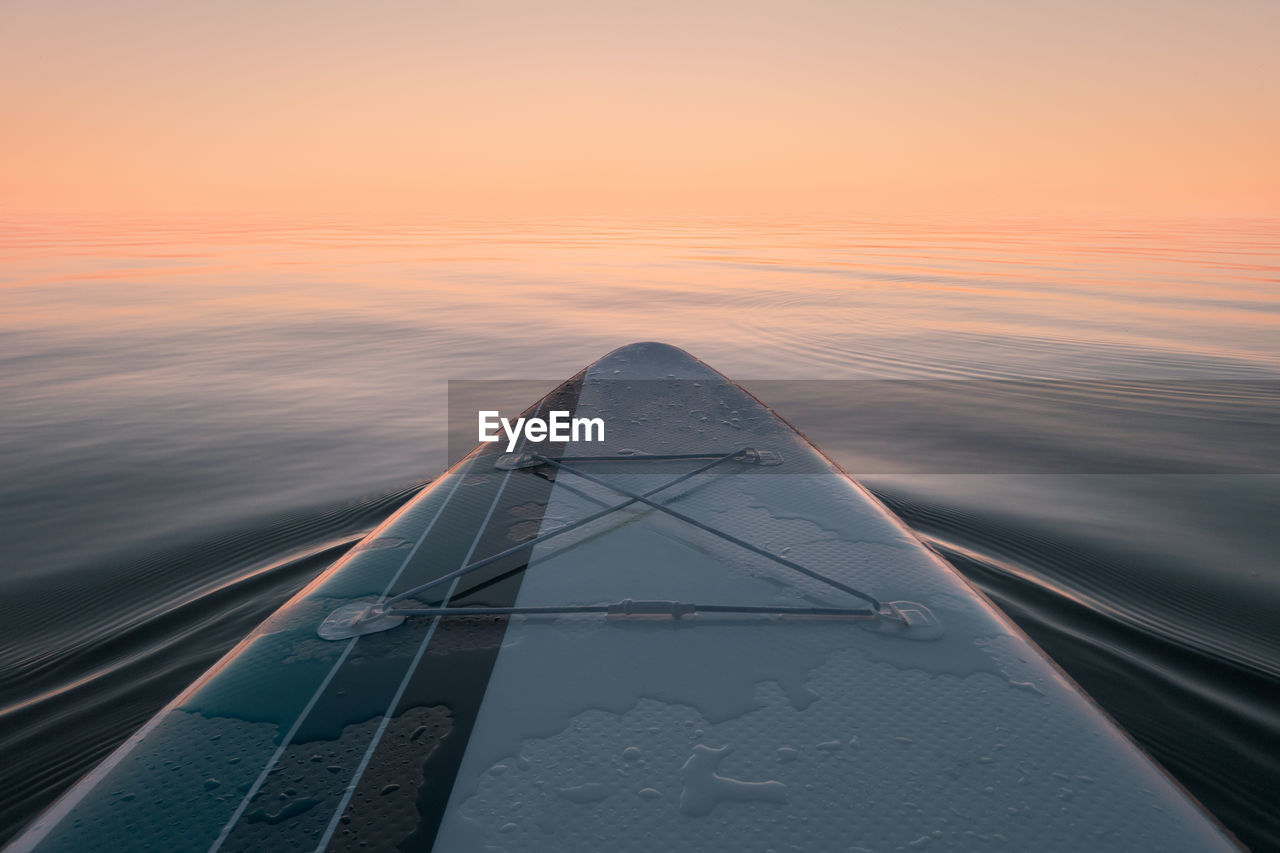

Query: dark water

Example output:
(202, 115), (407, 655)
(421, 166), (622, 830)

(1, 215), (1277, 849)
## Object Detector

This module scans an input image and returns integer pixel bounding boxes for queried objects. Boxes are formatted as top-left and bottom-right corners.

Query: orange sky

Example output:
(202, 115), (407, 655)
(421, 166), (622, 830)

(2, 0), (1277, 217)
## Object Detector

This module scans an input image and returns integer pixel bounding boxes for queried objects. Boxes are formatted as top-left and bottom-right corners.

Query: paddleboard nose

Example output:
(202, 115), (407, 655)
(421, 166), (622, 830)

(589, 341), (721, 380)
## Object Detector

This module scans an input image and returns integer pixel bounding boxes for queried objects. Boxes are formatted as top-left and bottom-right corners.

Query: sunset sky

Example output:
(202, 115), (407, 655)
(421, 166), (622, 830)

(2, 0), (1277, 217)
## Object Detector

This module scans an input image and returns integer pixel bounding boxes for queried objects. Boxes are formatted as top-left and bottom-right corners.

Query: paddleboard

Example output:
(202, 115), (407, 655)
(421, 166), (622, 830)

(7, 342), (1238, 851)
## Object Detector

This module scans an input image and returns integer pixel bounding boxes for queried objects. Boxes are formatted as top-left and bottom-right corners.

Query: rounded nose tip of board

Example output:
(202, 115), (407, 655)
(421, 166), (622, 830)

(592, 341), (719, 380)
(610, 341), (694, 359)
(317, 601), (406, 640)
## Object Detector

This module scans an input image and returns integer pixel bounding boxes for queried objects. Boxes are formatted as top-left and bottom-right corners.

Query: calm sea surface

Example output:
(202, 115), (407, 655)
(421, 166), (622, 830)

(1, 215), (1277, 849)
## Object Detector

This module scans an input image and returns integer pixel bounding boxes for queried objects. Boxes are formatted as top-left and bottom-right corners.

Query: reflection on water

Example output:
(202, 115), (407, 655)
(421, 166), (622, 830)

(1, 215), (1277, 848)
